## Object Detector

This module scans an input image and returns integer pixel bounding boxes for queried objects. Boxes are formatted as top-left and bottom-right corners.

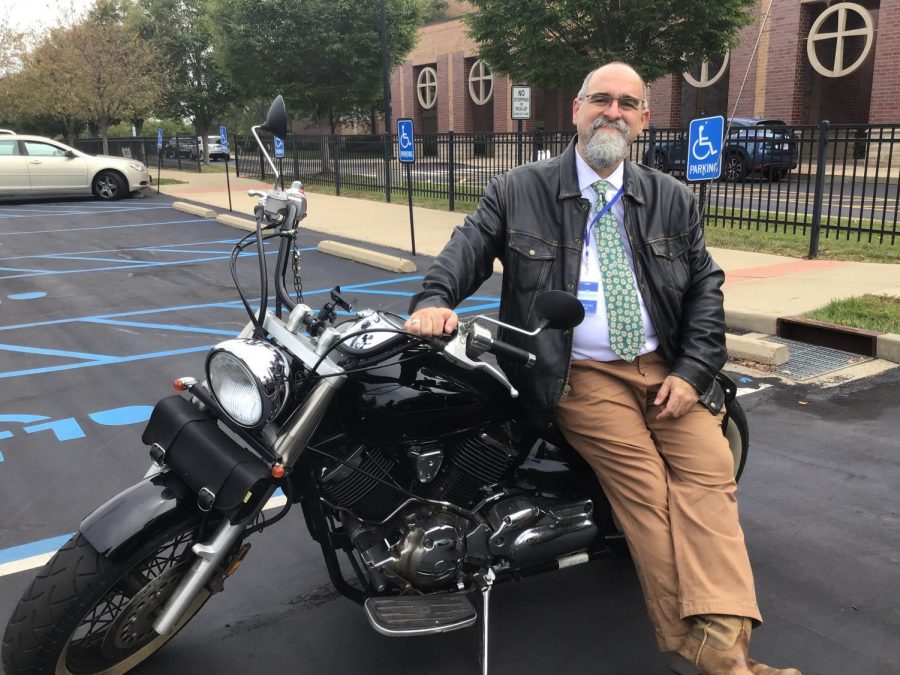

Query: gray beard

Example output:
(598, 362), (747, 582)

(582, 120), (629, 169)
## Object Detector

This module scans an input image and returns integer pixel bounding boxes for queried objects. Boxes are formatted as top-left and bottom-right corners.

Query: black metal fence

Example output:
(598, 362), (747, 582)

(234, 122), (899, 254)
(73, 134), (203, 172)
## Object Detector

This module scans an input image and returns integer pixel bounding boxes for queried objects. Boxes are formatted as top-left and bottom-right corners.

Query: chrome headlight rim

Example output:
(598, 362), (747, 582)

(205, 338), (291, 429)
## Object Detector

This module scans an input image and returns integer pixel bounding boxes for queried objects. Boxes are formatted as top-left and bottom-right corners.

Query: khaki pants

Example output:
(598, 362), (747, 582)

(556, 353), (761, 651)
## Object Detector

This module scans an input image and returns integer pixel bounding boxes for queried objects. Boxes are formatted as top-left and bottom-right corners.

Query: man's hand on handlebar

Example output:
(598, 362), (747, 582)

(405, 307), (458, 337)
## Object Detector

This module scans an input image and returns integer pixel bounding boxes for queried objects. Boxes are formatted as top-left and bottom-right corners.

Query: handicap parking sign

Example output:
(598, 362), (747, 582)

(686, 115), (724, 182)
(156, 127), (164, 151)
(219, 125), (228, 151)
(397, 119), (415, 163)
(273, 136), (284, 159)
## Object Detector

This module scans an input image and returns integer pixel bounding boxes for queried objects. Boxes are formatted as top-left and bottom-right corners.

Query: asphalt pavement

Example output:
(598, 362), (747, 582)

(0, 192), (898, 675)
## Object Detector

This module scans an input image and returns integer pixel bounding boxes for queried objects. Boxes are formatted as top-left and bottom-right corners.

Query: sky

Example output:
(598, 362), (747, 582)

(3, 0), (97, 34)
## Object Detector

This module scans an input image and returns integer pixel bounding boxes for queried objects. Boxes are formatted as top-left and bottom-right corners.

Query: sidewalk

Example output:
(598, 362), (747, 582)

(154, 168), (900, 360)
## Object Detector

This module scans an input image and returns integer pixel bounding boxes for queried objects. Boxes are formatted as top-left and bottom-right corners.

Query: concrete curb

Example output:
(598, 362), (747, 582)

(725, 310), (779, 336)
(876, 333), (900, 362)
(726, 333), (789, 366)
(317, 240), (416, 273)
(172, 201), (216, 219)
(215, 213), (256, 231)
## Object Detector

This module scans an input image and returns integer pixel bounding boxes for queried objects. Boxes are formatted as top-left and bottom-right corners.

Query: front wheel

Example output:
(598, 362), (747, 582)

(2, 521), (219, 675)
(92, 171), (126, 201)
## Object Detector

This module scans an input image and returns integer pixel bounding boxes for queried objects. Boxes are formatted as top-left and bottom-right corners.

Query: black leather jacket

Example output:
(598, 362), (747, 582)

(411, 139), (726, 431)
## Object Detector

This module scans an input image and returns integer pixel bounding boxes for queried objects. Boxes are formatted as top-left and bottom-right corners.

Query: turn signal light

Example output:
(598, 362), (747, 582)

(271, 463), (285, 479)
(172, 377), (197, 392)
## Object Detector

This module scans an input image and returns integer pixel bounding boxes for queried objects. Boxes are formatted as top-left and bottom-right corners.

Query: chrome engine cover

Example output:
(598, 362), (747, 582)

(486, 496), (597, 567)
(391, 510), (467, 589)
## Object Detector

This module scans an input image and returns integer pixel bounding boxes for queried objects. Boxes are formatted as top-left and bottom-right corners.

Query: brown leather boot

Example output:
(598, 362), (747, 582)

(668, 615), (802, 675)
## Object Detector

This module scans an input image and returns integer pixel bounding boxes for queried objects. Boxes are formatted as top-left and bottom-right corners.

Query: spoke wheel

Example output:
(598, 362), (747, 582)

(2, 520), (224, 675)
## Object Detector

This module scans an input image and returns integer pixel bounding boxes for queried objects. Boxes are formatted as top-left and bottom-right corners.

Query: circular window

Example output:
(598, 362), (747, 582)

(416, 67), (437, 109)
(683, 53), (730, 88)
(468, 60), (493, 105)
(807, 2), (874, 78)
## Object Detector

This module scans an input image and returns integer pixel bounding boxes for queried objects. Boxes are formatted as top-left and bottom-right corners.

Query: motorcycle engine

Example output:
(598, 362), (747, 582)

(315, 424), (596, 590)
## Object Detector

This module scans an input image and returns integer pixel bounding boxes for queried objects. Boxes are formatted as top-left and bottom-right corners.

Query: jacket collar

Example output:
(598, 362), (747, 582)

(558, 137), (646, 206)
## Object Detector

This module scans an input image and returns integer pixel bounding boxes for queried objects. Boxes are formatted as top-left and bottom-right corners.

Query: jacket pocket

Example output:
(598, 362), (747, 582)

(506, 230), (557, 319)
(647, 233), (690, 290)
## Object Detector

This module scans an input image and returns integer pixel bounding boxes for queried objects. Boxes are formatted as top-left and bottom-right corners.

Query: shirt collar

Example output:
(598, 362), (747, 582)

(575, 151), (625, 196)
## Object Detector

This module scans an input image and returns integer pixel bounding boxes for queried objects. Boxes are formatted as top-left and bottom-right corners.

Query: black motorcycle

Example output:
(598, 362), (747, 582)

(1, 97), (749, 675)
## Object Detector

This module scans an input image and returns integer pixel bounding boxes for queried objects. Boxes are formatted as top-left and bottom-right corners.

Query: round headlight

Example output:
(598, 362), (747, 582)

(206, 339), (291, 428)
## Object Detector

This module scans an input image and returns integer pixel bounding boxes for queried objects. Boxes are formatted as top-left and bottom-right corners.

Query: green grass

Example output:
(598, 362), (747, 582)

(155, 177), (188, 185)
(702, 225), (900, 263)
(805, 294), (900, 333)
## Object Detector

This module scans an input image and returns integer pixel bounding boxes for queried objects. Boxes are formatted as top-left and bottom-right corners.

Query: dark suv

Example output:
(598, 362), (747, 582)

(644, 117), (799, 182)
(164, 137), (203, 161)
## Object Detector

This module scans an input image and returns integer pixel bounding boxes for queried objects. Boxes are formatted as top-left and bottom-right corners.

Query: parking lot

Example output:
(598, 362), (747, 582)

(0, 193), (898, 674)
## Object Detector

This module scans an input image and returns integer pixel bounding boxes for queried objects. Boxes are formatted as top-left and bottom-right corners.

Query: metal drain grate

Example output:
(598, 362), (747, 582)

(765, 336), (871, 381)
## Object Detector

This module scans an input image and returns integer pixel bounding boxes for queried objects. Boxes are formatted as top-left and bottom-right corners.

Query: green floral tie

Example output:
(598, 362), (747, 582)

(592, 179), (645, 362)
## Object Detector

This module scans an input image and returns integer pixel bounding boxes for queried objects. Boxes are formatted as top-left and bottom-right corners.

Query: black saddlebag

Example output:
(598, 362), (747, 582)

(142, 395), (270, 521)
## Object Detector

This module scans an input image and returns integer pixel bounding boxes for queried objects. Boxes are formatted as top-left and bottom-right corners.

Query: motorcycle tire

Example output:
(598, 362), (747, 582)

(2, 519), (219, 675)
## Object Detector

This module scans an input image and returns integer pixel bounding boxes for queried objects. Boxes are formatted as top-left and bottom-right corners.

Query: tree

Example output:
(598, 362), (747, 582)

(465, 0), (756, 90)
(52, 18), (164, 153)
(128, 0), (236, 161)
(209, 0), (425, 133)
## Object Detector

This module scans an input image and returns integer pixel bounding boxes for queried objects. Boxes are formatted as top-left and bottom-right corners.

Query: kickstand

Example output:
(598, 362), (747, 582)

(476, 568), (496, 675)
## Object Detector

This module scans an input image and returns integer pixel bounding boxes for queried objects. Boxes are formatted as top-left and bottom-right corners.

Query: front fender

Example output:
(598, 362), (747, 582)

(80, 470), (201, 562)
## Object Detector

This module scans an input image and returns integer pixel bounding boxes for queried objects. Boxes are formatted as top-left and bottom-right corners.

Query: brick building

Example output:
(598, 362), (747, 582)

(391, 0), (900, 132)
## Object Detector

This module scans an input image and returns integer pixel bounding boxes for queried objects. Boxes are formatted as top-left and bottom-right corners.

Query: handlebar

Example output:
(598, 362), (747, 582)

(486, 338), (535, 367)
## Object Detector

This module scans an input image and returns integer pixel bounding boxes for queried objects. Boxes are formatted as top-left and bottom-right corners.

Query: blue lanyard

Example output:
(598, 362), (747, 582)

(584, 186), (624, 265)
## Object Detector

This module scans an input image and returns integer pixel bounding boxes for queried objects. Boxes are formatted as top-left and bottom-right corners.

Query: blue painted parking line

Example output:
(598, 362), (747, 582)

(0, 342), (113, 362)
(0, 217), (210, 237)
(0, 237), (243, 263)
(42, 255), (156, 265)
(0, 206), (181, 220)
(84, 318), (240, 336)
(0, 250), (279, 281)
(0, 345), (213, 380)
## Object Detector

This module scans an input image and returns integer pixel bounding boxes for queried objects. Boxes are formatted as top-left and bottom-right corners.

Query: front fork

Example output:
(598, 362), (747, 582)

(152, 378), (341, 635)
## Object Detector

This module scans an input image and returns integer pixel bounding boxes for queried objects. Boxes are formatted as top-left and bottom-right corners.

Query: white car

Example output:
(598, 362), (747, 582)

(202, 135), (230, 161)
(0, 133), (151, 201)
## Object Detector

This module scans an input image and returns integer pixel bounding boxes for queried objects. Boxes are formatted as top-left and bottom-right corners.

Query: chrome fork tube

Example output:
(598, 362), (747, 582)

(153, 375), (340, 636)
(273, 378), (340, 467)
(153, 519), (245, 635)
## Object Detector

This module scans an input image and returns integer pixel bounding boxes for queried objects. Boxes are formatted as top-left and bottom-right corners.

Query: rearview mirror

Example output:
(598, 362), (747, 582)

(65, 150), (76, 158)
(534, 290), (584, 330)
(260, 95), (287, 139)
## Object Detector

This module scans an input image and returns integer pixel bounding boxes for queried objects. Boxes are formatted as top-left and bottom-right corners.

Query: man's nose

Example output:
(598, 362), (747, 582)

(602, 100), (624, 119)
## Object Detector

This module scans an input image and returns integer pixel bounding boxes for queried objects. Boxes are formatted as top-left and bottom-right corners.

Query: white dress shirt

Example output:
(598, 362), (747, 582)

(571, 153), (659, 362)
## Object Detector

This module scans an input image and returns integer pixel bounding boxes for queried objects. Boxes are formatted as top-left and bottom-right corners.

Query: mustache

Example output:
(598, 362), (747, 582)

(590, 118), (629, 136)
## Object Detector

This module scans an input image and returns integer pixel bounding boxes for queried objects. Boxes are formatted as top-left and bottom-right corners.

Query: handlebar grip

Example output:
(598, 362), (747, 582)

(489, 339), (536, 367)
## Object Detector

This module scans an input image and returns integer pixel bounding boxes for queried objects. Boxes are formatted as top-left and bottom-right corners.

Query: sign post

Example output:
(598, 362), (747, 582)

(511, 85), (532, 166)
(685, 115), (724, 219)
(397, 118), (416, 255)
(273, 136), (285, 189)
(155, 128), (164, 193)
(220, 125), (232, 212)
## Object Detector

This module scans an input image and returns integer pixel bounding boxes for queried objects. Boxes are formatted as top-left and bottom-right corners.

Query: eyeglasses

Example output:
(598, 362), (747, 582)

(580, 92), (644, 111)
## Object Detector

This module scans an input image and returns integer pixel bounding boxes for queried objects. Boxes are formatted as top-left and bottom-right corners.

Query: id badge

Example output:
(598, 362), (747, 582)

(577, 280), (600, 315)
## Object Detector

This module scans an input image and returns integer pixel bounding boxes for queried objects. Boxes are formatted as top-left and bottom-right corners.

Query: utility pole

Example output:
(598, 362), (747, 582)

(380, 0), (392, 201)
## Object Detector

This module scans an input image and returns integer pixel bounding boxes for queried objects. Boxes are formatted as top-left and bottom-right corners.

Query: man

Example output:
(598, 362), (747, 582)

(405, 62), (800, 675)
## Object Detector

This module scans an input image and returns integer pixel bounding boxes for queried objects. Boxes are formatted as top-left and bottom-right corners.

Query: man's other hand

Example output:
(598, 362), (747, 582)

(405, 307), (458, 337)
(654, 375), (700, 419)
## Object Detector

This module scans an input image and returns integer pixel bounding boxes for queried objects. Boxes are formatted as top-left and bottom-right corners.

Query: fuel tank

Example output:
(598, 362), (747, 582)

(336, 352), (516, 443)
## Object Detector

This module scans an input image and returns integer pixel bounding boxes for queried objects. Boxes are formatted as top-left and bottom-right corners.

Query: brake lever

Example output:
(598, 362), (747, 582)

(440, 323), (519, 398)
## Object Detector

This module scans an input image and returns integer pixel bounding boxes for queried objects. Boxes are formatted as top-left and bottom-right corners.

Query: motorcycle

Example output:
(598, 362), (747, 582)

(1, 97), (749, 675)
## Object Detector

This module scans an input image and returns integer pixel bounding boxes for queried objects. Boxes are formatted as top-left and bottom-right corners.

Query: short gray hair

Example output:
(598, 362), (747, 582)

(577, 63), (650, 111)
